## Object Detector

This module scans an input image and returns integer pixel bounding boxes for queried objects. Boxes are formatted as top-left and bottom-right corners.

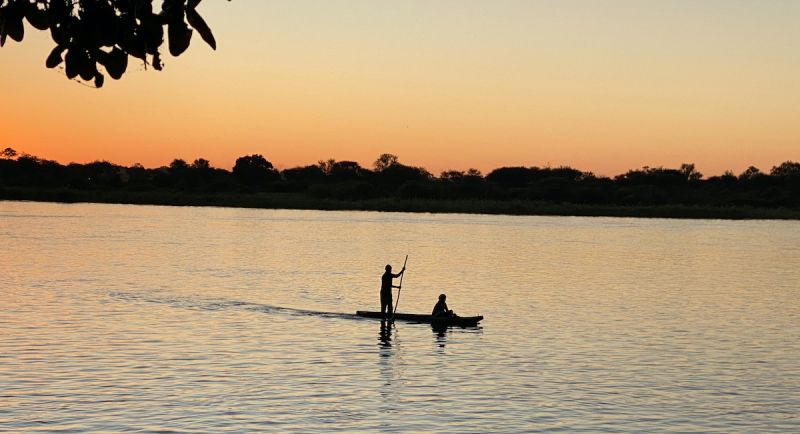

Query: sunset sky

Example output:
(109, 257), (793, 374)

(1, 0), (798, 176)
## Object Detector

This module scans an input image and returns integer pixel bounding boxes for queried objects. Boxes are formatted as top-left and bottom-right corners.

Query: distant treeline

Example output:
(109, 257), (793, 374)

(1, 148), (799, 212)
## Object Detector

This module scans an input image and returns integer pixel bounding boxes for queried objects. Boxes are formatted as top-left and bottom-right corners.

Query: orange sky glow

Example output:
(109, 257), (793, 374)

(1, 0), (798, 177)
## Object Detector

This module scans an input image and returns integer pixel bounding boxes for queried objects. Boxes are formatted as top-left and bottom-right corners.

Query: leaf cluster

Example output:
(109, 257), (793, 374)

(0, 0), (219, 87)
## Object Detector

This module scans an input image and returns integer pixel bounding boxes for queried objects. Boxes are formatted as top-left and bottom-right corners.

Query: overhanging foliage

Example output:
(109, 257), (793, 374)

(0, 0), (220, 87)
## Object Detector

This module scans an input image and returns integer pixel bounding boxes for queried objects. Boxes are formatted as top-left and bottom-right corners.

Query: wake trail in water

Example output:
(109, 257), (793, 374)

(109, 291), (360, 321)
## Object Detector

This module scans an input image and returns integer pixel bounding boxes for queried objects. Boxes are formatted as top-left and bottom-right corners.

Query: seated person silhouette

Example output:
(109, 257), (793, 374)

(432, 294), (455, 317)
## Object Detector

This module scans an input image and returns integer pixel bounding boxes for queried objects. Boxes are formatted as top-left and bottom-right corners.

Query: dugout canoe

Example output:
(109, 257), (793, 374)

(356, 311), (483, 327)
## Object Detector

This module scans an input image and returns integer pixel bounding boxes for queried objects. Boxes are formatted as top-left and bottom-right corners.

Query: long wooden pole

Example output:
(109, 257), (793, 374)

(391, 255), (408, 322)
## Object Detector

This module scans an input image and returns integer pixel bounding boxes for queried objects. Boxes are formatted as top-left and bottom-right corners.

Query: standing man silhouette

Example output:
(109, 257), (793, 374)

(381, 264), (405, 319)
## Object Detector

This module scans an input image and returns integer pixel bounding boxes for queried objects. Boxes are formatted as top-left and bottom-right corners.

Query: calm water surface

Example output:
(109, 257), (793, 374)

(2, 201), (799, 433)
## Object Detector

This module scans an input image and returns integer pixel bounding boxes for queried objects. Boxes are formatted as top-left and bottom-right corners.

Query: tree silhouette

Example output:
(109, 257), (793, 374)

(770, 161), (800, 177)
(2, 147), (17, 159)
(316, 159), (336, 175)
(679, 163), (702, 181)
(282, 164), (325, 190)
(191, 158), (210, 170)
(440, 170), (465, 181)
(486, 167), (537, 189)
(376, 160), (431, 192)
(233, 154), (279, 187)
(739, 166), (762, 180)
(328, 160), (365, 181)
(0, 0), (218, 87)
(169, 158), (189, 171)
(374, 153), (398, 172)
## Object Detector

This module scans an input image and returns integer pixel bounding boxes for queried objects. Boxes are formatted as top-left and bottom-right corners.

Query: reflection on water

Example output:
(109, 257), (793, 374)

(2, 201), (800, 433)
(433, 325), (448, 348)
(379, 320), (392, 349)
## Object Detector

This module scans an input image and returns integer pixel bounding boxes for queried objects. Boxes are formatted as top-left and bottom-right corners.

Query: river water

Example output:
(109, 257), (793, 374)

(1, 201), (799, 433)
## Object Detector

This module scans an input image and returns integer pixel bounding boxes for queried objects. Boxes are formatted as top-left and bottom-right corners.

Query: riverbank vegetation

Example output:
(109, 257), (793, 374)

(2, 149), (799, 219)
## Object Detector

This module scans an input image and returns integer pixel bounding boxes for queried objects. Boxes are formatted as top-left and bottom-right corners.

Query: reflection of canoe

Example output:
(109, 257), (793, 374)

(356, 311), (483, 327)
